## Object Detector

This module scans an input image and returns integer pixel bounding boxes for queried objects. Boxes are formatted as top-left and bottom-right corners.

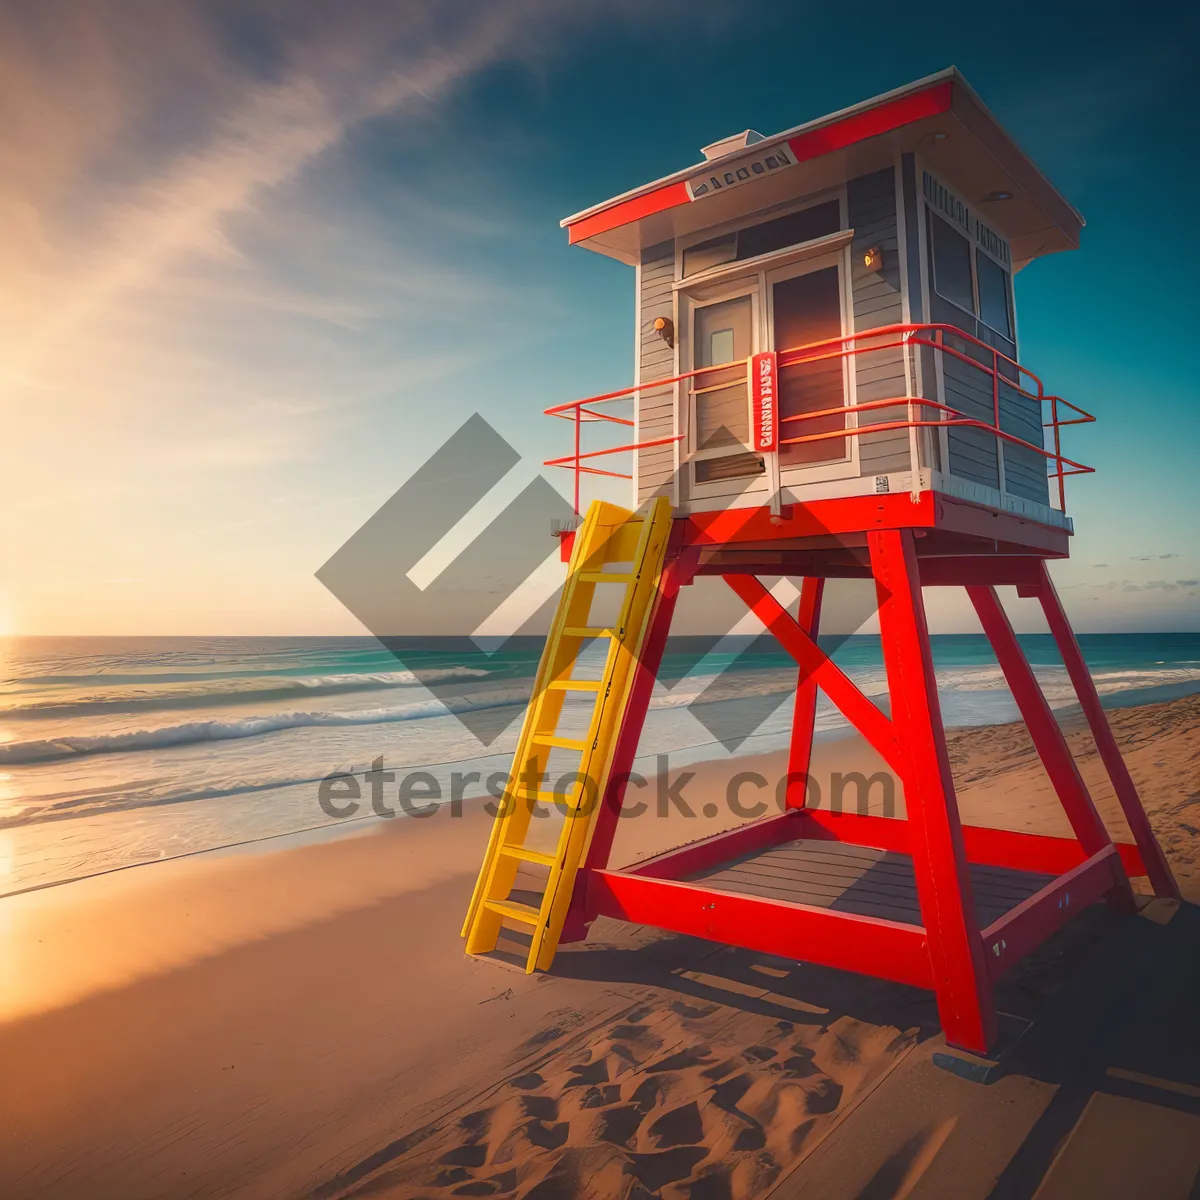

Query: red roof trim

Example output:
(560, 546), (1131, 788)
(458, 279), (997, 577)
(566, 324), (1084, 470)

(567, 180), (691, 245)
(786, 80), (953, 163)
(565, 79), (955, 247)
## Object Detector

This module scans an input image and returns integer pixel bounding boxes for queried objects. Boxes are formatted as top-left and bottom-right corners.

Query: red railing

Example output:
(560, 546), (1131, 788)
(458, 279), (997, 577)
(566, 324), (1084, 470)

(544, 322), (1094, 516)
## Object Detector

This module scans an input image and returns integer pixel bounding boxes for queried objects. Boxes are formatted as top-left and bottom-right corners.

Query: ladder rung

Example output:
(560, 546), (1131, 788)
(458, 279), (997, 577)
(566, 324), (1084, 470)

(578, 571), (635, 584)
(563, 626), (616, 638)
(511, 788), (577, 806)
(500, 845), (557, 867)
(532, 734), (589, 751)
(484, 898), (542, 925)
(547, 679), (603, 692)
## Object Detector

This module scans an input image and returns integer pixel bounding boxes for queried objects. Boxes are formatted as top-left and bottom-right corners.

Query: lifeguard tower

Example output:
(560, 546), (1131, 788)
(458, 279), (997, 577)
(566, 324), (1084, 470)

(462, 68), (1178, 1054)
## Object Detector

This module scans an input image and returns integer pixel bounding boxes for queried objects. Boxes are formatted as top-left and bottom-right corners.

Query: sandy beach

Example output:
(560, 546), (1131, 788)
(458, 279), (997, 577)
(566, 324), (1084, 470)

(1, 694), (1197, 1199)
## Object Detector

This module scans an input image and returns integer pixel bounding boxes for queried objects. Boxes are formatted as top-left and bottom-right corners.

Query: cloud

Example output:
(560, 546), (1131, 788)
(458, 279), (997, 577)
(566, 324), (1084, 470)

(1132, 553), (1179, 561)
(2, 2), (569, 368)
(0, 0), (665, 633)
(0, 0), (624, 480)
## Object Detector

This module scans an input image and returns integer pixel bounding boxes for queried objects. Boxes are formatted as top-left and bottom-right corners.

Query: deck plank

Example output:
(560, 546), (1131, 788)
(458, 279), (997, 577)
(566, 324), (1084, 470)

(685, 837), (1055, 927)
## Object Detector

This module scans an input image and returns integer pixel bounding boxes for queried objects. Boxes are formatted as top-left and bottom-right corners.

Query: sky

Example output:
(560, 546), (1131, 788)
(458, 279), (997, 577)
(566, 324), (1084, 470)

(2, 0), (1197, 638)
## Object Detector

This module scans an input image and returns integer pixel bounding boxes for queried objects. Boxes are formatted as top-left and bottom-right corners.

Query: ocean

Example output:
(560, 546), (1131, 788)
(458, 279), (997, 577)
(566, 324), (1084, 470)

(2, 633), (1198, 898)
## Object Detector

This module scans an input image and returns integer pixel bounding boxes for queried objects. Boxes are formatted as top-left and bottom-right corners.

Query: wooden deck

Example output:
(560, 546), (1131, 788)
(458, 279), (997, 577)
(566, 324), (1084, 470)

(686, 839), (1056, 927)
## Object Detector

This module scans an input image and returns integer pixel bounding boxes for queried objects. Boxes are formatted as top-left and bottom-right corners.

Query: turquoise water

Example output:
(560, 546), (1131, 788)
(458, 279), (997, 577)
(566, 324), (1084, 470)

(1, 633), (1197, 895)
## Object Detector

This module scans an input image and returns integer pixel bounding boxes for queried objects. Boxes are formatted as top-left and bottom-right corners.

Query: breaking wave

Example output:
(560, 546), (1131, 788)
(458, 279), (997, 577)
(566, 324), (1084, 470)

(0, 667), (493, 719)
(0, 689), (529, 765)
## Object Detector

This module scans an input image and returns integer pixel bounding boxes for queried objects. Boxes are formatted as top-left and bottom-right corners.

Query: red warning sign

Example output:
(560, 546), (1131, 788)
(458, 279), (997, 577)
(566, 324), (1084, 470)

(750, 351), (778, 454)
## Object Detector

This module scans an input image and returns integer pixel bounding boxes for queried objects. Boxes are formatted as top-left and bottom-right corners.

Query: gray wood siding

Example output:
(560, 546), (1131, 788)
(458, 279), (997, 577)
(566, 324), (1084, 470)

(939, 328), (1001, 489)
(999, 379), (1049, 503)
(636, 239), (676, 504)
(848, 168), (911, 477)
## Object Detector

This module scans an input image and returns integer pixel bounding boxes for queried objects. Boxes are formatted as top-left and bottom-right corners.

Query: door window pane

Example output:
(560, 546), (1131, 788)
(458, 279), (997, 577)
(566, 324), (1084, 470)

(976, 250), (1013, 339)
(708, 327), (734, 365)
(929, 212), (975, 314)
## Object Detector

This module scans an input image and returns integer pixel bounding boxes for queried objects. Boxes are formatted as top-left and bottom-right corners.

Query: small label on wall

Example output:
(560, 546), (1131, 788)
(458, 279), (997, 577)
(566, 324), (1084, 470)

(875, 475), (890, 493)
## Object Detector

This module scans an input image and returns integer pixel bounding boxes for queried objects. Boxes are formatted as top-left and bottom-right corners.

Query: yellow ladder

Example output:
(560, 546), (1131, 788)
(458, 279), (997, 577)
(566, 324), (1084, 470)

(461, 496), (673, 972)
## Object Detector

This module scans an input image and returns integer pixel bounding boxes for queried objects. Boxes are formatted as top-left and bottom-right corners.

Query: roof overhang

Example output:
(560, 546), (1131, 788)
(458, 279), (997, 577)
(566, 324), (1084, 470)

(562, 69), (1083, 272)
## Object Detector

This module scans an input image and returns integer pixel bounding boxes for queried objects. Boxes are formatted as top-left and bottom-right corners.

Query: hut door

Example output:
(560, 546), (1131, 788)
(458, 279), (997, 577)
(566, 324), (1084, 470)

(770, 263), (848, 466)
(690, 294), (764, 483)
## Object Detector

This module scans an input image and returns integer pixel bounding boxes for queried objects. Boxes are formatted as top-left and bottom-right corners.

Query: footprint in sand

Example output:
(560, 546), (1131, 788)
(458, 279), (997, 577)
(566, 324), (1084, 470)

(647, 1101), (704, 1147)
(382, 996), (910, 1199)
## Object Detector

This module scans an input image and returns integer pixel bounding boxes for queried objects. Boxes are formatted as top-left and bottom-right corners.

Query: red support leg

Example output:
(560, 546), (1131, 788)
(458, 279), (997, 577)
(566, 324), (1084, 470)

(968, 584), (1135, 914)
(785, 577), (825, 809)
(1034, 564), (1179, 900)
(558, 551), (687, 942)
(869, 529), (997, 1053)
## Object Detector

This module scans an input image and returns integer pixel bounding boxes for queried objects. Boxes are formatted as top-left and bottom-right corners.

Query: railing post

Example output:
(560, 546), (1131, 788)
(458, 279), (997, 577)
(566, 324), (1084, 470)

(992, 346), (1000, 429)
(573, 405), (581, 517)
(937, 329), (947, 474)
(1052, 395), (1065, 511)
(904, 329), (918, 488)
(992, 345), (1005, 495)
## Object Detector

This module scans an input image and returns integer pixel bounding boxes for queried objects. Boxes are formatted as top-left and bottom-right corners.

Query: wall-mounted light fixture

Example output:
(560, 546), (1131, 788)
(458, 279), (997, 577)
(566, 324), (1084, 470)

(862, 245), (884, 273)
(653, 316), (674, 349)
(980, 190), (1013, 203)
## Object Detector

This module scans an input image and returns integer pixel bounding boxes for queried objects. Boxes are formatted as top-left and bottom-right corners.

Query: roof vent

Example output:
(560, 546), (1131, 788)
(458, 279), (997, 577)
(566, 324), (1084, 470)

(700, 129), (765, 162)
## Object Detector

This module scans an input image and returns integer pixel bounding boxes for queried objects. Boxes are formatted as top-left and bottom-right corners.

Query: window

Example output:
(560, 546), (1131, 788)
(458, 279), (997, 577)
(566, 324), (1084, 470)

(928, 212), (975, 314)
(708, 326), (735, 365)
(976, 249), (1013, 340)
(923, 174), (1018, 349)
(681, 234), (737, 277)
(739, 201), (840, 261)
(682, 200), (841, 278)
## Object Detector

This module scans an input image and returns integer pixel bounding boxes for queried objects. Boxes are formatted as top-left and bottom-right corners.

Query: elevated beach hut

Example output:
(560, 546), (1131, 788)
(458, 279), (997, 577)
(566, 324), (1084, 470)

(462, 69), (1178, 1056)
